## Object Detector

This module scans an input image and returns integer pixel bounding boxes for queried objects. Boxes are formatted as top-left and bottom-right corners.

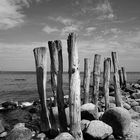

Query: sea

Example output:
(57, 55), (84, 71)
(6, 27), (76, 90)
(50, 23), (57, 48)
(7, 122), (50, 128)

(0, 71), (140, 104)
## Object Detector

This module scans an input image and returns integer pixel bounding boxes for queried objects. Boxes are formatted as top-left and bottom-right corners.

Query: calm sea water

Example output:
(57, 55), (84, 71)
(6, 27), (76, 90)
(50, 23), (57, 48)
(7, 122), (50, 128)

(0, 71), (140, 104)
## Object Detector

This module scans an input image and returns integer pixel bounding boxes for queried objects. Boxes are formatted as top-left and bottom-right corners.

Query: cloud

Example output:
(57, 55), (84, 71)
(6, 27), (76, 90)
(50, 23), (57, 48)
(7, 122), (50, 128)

(42, 25), (59, 34)
(49, 16), (73, 26)
(0, 0), (25, 30)
(84, 27), (96, 36)
(95, 0), (115, 20)
(45, 16), (83, 35)
(0, 0), (48, 30)
(61, 24), (80, 35)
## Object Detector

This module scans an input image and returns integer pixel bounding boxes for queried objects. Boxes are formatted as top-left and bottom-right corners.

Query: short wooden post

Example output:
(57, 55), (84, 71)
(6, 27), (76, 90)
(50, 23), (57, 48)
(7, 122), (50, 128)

(83, 58), (91, 104)
(48, 41), (57, 106)
(111, 52), (122, 107)
(67, 33), (83, 140)
(33, 47), (51, 131)
(121, 67), (127, 88)
(92, 54), (101, 119)
(103, 58), (111, 111)
(55, 40), (67, 132)
(118, 69), (123, 88)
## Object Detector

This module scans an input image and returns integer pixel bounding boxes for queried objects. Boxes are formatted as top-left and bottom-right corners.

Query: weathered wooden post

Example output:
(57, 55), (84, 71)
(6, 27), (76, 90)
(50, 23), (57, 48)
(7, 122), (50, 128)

(103, 58), (111, 111)
(67, 33), (83, 140)
(118, 69), (123, 88)
(48, 41), (57, 106)
(33, 47), (51, 131)
(83, 58), (91, 104)
(122, 67), (127, 88)
(111, 52), (122, 107)
(92, 54), (101, 119)
(55, 40), (67, 132)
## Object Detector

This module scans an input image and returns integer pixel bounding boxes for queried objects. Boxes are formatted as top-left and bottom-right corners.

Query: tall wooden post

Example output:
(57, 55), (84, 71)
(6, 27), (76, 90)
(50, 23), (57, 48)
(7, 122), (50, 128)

(48, 41), (57, 106)
(33, 47), (51, 131)
(92, 54), (101, 119)
(118, 69), (123, 88)
(67, 33), (83, 140)
(111, 52), (122, 107)
(122, 67), (127, 88)
(55, 40), (67, 132)
(103, 58), (111, 111)
(83, 58), (91, 104)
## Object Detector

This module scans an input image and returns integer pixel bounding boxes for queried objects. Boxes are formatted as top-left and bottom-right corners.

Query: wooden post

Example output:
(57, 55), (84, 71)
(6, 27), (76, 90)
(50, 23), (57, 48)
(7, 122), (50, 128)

(55, 40), (67, 132)
(111, 52), (122, 107)
(92, 54), (101, 119)
(33, 47), (51, 131)
(48, 41), (57, 106)
(103, 58), (111, 111)
(118, 69), (123, 88)
(121, 67), (127, 88)
(83, 58), (91, 104)
(67, 33), (83, 140)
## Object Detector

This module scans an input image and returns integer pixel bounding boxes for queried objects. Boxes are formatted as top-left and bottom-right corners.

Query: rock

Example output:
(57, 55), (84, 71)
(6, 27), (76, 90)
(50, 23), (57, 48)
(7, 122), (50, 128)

(2, 101), (17, 109)
(45, 129), (59, 139)
(130, 101), (139, 107)
(126, 120), (140, 140)
(123, 103), (131, 110)
(21, 102), (33, 108)
(81, 119), (90, 131)
(132, 106), (140, 113)
(37, 133), (46, 139)
(135, 99), (140, 104)
(81, 103), (96, 121)
(102, 107), (131, 137)
(109, 85), (114, 92)
(84, 120), (113, 140)
(109, 103), (116, 108)
(132, 92), (140, 99)
(109, 96), (115, 104)
(54, 132), (75, 140)
(0, 131), (7, 137)
(107, 134), (115, 140)
(5, 109), (32, 126)
(129, 109), (140, 119)
(137, 79), (140, 85)
(6, 123), (32, 140)
(132, 84), (140, 89)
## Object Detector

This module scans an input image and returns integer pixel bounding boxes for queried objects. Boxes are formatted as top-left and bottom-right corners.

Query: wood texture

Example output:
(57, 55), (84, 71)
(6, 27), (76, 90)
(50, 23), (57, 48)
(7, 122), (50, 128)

(33, 47), (51, 131)
(67, 33), (83, 140)
(122, 67), (127, 88)
(48, 41), (58, 106)
(55, 40), (67, 132)
(103, 58), (111, 110)
(111, 52), (122, 107)
(83, 58), (91, 104)
(92, 54), (101, 119)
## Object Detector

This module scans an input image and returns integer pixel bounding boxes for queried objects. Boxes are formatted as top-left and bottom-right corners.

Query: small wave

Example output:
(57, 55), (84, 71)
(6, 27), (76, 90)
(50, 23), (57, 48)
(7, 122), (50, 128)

(14, 79), (26, 81)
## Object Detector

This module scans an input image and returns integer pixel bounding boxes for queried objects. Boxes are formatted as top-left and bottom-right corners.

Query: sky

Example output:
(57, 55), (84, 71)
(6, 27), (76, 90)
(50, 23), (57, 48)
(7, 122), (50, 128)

(0, 0), (140, 72)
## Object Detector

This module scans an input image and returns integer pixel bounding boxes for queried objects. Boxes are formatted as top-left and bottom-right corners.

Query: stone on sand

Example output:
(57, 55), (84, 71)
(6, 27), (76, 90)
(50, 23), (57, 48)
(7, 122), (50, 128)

(84, 120), (113, 140)
(101, 107), (131, 137)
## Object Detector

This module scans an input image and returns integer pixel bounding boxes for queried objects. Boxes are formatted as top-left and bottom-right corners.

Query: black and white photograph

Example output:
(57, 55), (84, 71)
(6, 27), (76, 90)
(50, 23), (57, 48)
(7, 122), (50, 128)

(0, 0), (140, 139)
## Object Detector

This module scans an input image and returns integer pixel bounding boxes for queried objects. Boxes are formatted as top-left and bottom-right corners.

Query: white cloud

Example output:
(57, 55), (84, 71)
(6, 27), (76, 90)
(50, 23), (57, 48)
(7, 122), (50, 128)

(0, 0), (48, 30)
(61, 24), (81, 35)
(49, 16), (73, 26)
(0, 0), (25, 30)
(45, 16), (83, 35)
(43, 25), (59, 34)
(84, 27), (96, 36)
(95, 0), (115, 20)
